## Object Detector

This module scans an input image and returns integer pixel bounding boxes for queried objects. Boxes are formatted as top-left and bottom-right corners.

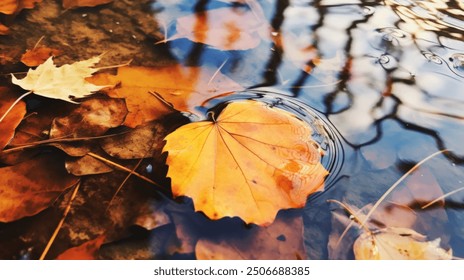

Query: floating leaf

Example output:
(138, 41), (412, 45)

(62, 0), (112, 9)
(56, 235), (106, 260)
(21, 47), (62, 67)
(165, 7), (269, 50)
(0, 87), (26, 150)
(196, 211), (306, 260)
(163, 100), (328, 225)
(89, 65), (243, 127)
(11, 55), (108, 103)
(0, 155), (78, 222)
(353, 227), (452, 260)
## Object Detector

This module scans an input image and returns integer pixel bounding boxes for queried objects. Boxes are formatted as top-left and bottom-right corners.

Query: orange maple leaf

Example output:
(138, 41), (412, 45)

(163, 100), (328, 225)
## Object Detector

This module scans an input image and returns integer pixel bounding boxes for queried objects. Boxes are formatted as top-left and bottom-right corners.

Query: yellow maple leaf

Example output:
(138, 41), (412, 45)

(11, 55), (108, 103)
(163, 100), (328, 225)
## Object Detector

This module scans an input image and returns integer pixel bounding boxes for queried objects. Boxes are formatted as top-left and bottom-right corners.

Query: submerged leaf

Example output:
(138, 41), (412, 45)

(11, 55), (108, 103)
(353, 227), (452, 260)
(163, 100), (328, 225)
(167, 6), (269, 50)
(0, 155), (78, 222)
(89, 65), (243, 127)
(196, 212), (306, 260)
(0, 87), (26, 150)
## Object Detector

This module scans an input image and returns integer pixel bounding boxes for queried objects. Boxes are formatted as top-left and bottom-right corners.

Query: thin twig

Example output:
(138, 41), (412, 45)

(359, 149), (448, 228)
(422, 186), (464, 209)
(105, 157), (145, 213)
(208, 58), (229, 85)
(96, 59), (132, 71)
(1, 130), (131, 154)
(0, 91), (32, 123)
(39, 181), (81, 260)
(32, 36), (45, 50)
(86, 152), (164, 189)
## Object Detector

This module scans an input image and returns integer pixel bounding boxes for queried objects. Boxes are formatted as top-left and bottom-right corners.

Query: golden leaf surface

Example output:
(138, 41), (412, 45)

(11, 56), (107, 103)
(163, 100), (328, 225)
(354, 227), (452, 260)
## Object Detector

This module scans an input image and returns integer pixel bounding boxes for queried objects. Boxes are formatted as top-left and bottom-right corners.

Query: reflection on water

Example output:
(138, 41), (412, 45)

(152, 0), (464, 258)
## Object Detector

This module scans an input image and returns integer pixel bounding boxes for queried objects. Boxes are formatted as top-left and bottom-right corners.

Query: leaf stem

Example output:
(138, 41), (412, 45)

(0, 91), (32, 124)
(39, 181), (81, 260)
(359, 149), (448, 228)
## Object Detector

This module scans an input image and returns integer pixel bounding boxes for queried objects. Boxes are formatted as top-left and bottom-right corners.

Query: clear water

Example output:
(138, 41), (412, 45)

(152, 0), (464, 259)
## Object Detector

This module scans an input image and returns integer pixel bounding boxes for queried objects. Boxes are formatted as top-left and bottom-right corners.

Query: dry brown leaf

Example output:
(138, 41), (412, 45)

(21, 47), (62, 67)
(166, 7), (269, 50)
(56, 235), (106, 260)
(353, 227), (452, 260)
(0, 155), (78, 222)
(12, 55), (108, 103)
(65, 154), (113, 176)
(0, 87), (26, 150)
(62, 0), (112, 9)
(89, 65), (243, 127)
(50, 97), (127, 138)
(196, 212), (306, 260)
(163, 100), (328, 225)
(100, 121), (168, 159)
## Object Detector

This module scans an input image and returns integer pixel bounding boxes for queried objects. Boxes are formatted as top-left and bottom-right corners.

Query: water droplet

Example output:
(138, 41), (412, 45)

(362, 6), (376, 16)
(81, 13), (87, 18)
(271, 31), (279, 36)
(450, 53), (464, 69)
(378, 54), (398, 70)
(423, 52), (443, 64)
(146, 164), (153, 173)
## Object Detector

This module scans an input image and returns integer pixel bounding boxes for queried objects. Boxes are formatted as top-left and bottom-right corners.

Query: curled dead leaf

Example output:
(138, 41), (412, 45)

(163, 100), (328, 225)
